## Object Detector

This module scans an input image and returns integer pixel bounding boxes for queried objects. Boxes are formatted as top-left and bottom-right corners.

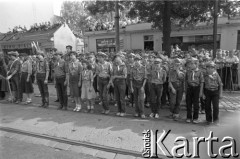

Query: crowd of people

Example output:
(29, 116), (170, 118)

(7, 21), (63, 34)
(86, 17), (141, 32)
(0, 45), (239, 125)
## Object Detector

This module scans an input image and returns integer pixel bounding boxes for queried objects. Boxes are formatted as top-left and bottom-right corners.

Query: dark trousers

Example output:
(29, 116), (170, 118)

(98, 77), (109, 110)
(200, 97), (205, 111)
(55, 77), (68, 108)
(161, 81), (169, 105)
(114, 79), (126, 113)
(37, 73), (49, 104)
(10, 74), (21, 101)
(186, 85), (200, 120)
(205, 89), (219, 122)
(144, 81), (151, 104)
(150, 83), (163, 114)
(133, 81), (145, 115)
(169, 83), (184, 115)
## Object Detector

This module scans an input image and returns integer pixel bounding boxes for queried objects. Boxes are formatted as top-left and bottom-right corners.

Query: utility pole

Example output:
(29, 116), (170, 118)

(213, 0), (219, 58)
(115, 1), (120, 52)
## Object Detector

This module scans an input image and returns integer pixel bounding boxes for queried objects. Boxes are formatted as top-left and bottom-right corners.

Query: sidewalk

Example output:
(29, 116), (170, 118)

(0, 100), (239, 158)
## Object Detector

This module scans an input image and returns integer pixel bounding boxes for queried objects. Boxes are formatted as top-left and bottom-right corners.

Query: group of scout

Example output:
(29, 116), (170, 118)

(3, 46), (223, 124)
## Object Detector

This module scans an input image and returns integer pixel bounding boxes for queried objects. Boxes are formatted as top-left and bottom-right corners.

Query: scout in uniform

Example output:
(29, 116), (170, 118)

(96, 52), (112, 114)
(185, 57), (204, 123)
(87, 53), (98, 94)
(149, 58), (167, 119)
(199, 60), (207, 114)
(204, 61), (223, 124)
(36, 52), (49, 108)
(20, 53), (34, 104)
(142, 53), (150, 108)
(168, 58), (185, 120)
(126, 53), (135, 106)
(111, 53), (127, 117)
(69, 51), (82, 111)
(130, 54), (147, 118)
(6, 51), (21, 103)
(53, 51), (69, 110)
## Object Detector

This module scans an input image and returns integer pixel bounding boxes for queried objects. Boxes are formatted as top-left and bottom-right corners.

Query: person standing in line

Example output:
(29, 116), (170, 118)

(36, 52), (49, 108)
(203, 61), (223, 124)
(185, 57), (204, 124)
(96, 52), (112, 114)
(53, 51), (69, 110)
(20, 53), (34, 104)
(126, 53), (135, 106)
(130, 54), (147, 119)
(111, 53), (127, 117)
(68, 51), (82, 112)
(168, 58), (185, 121)
(81, 60), (96, 113)
(6, 51), (21, 103)
(149, 58), (167, 119)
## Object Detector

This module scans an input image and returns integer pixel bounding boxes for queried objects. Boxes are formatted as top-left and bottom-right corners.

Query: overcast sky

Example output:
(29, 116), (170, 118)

(0, 0), (64, 33)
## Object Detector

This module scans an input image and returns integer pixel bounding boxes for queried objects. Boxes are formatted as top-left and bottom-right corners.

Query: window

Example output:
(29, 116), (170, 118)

(144, 35), (154, 51)
(96, 38), (115, 53)
(237, 31), (240, 50)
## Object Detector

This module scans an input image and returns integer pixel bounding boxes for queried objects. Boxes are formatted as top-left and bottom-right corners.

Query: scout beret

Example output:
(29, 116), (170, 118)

(8, 51), (19, 57)
(206, 61), (216, 68)
(134, 54), (142, 60)
(154, 58), (162, 63)
(173, 58), (182, 64)
(97, 52), (107, 57)
(54, 51), (63, 56)
(66, 45), (72, 49)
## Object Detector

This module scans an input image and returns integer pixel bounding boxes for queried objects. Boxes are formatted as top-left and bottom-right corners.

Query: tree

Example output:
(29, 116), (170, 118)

(61, 1), (93, 37)
(128, 0), (240, 57)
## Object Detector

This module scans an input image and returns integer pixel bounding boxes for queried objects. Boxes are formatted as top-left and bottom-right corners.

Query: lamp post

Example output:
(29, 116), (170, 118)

(115, 1), (120, 52)
(213, 0), (219, 58)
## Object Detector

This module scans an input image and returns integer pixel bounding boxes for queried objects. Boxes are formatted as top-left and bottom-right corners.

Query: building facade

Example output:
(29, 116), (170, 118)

(84, 17), (240, 53)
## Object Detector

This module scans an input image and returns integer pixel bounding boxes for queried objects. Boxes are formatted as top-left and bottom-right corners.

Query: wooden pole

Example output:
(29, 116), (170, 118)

(213, 0), (218, 58)
(115, 1), (120, 52)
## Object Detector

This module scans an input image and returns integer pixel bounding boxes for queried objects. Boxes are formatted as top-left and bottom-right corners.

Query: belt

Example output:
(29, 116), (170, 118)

(99, 76), (109, 80)
(55, 76), (66, 79)
(206, 88), (219, 91)
(188, 84), (200, 87)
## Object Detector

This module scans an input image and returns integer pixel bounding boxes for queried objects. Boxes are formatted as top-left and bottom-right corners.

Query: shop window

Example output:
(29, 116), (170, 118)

(96, 38), (115, 53)
(144, 35), (154, 51)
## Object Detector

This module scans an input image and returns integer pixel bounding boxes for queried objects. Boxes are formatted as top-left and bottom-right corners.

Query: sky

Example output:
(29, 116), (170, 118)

(0, 0), (65, 33)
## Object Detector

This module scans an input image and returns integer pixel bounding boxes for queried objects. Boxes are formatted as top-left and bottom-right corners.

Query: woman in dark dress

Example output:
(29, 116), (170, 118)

(0, 53), (8, 99)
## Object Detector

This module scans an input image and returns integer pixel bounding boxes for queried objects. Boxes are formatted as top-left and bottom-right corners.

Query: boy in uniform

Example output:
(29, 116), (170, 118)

(149, 58), (167, 118)
(204, 61), (223, 124)
(53, 51), (69, 110)
(130, 54), (147, 118)
(96, 52), (112, 114)
(168, 58), (185, 120)
(185, 57), (204, 124)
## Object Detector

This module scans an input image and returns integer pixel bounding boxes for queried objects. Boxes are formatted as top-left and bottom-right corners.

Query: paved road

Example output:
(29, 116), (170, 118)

(0, 136), (98, 159)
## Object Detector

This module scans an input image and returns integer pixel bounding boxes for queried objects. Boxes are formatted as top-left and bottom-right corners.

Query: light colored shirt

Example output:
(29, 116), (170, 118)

(21, 60), (32, 74)
(204, 71), (223, 90)
(96, 61), (112, 78)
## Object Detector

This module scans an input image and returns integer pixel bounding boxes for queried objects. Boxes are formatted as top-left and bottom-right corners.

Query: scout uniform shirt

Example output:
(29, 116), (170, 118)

(36, 58), (50, 74)
(21, 59), (32, 74)
(53, 59), (68, 78)
(149, 65), (167, 84)
(68, 60), (82, 77)
(213, 57), (225, 70)
(7, 58), (21, 76)
(168, 68), (185, 87)
(204, 71), (223, 91)
(112, 62), (127, 80)
(130, 62), (147, 87)
(186, 68), (204, 87)
(96, 61), (112, 79)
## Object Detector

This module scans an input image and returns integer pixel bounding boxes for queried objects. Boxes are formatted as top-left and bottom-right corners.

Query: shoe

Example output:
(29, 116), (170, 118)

(75, 107), (81, 112)
(38, 103), (45, 107)
(149, 113), (154, 118)
(57, 106), (63, 110)
(101, 110), (105, 114)
(90, 109), (94, 113)
(73, 107), (77, 112)
(168, 114), (173, 119)
(186, 119), (191, 123)
(155, 114), (159, 119)
(116, 112), (121, 116)
(24, 100), (32, 105)
(173, 114), (180, 121)
(134, 113), (139, 117)
(141, 114), (146, 119)
(114, 103), (117, 107)
(105, 110), (110, 115)
(120, 113), (125, 117)
(145, 103), (150, 108)
(54, 99), (59, 102)
(63, 107), (68, 111)
(84, 109), (90, 113)
(201, 110), (205, 114)
(15, 100), (20, 104)
(193, 119), (200, 124)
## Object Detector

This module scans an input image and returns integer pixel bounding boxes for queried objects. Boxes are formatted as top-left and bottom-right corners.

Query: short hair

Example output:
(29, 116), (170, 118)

(87, 64), (92, 70)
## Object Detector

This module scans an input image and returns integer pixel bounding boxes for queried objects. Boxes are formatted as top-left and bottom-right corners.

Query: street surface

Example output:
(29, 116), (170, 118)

(0, 136), (98, 159)
(0, 84), (239, 159)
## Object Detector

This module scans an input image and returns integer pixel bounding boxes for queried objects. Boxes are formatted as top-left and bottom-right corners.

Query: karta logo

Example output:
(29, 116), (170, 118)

(142, 130), (239, 158)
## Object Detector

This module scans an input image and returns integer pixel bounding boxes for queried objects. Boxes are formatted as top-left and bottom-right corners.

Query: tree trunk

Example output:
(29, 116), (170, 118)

(115, 1), (120, 52)
(162, 1), (171, 57)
